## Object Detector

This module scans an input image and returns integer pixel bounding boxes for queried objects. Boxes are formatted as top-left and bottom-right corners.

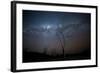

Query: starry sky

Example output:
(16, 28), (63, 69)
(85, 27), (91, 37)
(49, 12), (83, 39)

(23, 10), (91, 56)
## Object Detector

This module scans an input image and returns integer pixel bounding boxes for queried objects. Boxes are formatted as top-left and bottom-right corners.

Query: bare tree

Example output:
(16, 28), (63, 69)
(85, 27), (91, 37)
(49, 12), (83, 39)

(55, 23), (82, 57)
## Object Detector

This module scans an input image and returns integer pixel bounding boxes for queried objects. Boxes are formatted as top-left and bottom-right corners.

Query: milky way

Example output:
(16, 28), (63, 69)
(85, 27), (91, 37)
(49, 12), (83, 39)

(23, 10), (90, 56)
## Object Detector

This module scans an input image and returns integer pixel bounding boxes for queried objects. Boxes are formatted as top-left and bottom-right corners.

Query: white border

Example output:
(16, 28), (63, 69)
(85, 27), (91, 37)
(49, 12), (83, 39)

(16, 3), (96, 70)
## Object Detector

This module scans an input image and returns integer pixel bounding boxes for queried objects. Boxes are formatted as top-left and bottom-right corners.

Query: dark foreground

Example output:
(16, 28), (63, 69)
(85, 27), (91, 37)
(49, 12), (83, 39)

(23, 49), (90, 63)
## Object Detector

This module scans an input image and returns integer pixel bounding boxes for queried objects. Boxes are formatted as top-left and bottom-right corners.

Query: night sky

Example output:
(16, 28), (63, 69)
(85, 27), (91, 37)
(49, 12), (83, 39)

(23, 10), (91, 60)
